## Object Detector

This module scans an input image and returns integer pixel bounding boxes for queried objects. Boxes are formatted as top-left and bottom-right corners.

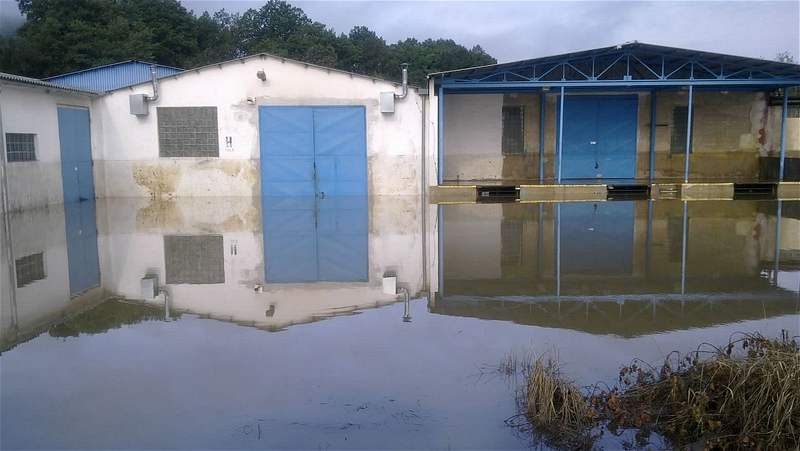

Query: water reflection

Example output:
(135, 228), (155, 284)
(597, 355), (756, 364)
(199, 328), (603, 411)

(1, 196), (798, 449)
(435, 200), (800, 335)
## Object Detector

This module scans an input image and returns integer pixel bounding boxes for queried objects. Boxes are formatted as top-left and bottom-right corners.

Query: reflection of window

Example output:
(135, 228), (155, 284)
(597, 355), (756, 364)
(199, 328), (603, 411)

(16, 252), (45, 287)
(164, 235), (225, 284)
(157, 107), (219, 157)
(5, 133), (36, 162)
(668, 216), (684, 262)
(670, 106), (692, 155)
(501, 219), (524, 266)
(502, 106), (525, 155)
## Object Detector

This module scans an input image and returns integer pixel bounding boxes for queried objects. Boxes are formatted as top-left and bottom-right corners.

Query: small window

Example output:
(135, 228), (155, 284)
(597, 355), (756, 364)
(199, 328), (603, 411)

(157, 107), (219, 157)
(502, 106), (525, 155)
(670, 106), (693, 155)
(164, 235), (225, 284)
(16, 252), (45, 287)
(5, 133), (36, 162)
(788, 104), (800, 118)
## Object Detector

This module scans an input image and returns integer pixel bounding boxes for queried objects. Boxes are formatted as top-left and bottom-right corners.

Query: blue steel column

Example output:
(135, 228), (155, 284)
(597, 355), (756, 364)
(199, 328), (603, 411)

(555, 203), (561, 296)
(680, 200), (688, 295)
(649, 90), (657, 182)
(773, 200), (782, 284)
(438, 85), (444, 184)
(683, 85), (694, 183)
(779, 88), (789, 181)
(539, 91), (546, 182)
(557, 86), (565, 183)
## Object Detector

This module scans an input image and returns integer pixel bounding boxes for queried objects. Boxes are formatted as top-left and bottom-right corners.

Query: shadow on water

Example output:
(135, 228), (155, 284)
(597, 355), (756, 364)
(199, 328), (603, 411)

(1, 196), (798, 449)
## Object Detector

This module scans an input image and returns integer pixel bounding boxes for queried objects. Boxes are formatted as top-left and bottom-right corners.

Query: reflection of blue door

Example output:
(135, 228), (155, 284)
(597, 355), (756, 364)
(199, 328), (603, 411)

(57, 106), (95, 203)
(262, 196), (368, 283)
(560, 201), (634, 274)
(259, 106), (367, 197)
(64, 201), (100, 295)
(560, 96), (638, 180)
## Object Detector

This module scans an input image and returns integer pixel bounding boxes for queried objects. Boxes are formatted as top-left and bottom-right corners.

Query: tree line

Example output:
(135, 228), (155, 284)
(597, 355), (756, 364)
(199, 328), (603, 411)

(0, 0), (497, 85)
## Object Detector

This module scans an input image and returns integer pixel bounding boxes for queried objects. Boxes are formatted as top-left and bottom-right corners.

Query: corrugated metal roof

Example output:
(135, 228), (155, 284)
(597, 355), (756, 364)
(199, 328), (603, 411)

(0, 72), (97, 95)
(44, 60), (183, 92)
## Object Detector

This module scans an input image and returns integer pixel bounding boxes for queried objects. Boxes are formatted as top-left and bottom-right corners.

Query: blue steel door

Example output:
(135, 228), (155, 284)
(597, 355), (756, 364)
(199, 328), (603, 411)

(57, 106), (95, 203)
(560, 96), (638, 180)
(259, 106), (367, 197)
(259, 107), (316, 196)
(313, 107), (367, 197)
(64, 201), (100, 295)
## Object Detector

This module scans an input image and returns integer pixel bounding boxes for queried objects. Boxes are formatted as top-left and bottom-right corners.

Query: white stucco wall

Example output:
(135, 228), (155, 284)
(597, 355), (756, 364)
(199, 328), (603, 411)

(0, 84), (92, 210)
(443, 94), (503, 180)
(94, 55), (423, 198)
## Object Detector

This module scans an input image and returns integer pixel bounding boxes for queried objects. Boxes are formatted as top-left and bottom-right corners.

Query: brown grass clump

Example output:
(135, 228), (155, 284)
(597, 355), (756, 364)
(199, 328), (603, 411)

(600, 331), (800, 449)
(504, 332), (800, 450)
(504, 355), (599, 449)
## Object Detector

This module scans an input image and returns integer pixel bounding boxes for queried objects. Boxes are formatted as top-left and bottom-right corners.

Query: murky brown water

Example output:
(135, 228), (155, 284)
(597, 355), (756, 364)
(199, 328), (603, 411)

(2, 197), (798, 449)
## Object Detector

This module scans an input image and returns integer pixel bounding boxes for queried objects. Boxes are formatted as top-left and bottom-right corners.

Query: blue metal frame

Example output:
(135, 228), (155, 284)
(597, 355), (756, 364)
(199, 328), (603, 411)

(556, 87), (565, 182)
(435, 43), (800, 92)
(684, 85), (694, 182)
(648, 91), (657, 181)
(779, 89), (789, 181)
(538, 92), (546, 182)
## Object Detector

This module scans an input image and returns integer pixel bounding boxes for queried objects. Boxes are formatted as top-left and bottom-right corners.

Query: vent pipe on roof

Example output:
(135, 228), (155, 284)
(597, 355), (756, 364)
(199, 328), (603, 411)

(146, 65), (159, 102)
(395, 63), (409, 99)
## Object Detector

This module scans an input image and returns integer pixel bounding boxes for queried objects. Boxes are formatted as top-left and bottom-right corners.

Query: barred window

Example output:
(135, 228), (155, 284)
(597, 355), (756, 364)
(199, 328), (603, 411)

(788, 104), (800, 118)
(157, 107), (219, 157)
(5, 133), (36, 162)
(670, 106), (693, 155)
(502, 106), (525, 155)
(16, 252), (45, 287)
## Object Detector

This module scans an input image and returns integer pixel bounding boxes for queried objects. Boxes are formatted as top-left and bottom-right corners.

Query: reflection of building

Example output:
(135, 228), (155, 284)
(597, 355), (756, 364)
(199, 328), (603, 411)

(431, 200), (800, 336)
(2, 195), (424, 349)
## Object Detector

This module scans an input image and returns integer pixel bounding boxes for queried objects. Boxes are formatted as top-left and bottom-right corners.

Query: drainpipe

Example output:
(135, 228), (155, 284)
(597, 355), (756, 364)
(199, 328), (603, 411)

(0, 86), (19, 335)
(146, 65), (159, 103)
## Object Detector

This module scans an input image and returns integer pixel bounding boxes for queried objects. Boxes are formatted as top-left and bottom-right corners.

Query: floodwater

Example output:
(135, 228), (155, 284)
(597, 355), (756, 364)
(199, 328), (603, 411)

(1, 197), (798, 449)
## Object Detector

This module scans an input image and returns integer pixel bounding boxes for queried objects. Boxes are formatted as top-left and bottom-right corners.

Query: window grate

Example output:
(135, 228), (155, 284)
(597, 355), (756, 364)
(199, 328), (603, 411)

(502, 106), (525, 155)
(5, 133), (36, 162)
(157, 107), (219, 157)
(15, 252), (45, 287)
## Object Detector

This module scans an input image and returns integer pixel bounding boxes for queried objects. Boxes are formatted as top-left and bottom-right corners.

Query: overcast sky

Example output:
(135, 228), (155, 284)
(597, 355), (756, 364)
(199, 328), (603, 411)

(1, 0), (798, 63)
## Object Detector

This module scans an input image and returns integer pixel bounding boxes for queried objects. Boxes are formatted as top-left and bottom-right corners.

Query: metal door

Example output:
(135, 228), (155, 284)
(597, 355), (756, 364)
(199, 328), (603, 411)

(560, 96), (638, 180)
(64, 200), (100, 295)
(57, 106), (95, 203)
(259, 106), (367, 197)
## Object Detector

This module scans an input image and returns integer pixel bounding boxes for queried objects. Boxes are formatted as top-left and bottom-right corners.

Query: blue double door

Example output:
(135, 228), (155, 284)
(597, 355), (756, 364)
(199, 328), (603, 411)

(259, 106), (368, 283)
(259, 106), (367, 197)
(560, 95), (638, 180)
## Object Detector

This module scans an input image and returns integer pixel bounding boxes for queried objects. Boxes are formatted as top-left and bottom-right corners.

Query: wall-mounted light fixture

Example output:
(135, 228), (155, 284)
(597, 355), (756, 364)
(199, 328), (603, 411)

(256, 70), (267, 81)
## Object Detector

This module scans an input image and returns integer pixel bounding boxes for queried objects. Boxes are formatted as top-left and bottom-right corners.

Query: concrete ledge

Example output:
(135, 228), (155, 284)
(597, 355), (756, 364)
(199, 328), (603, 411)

(681, 183), (734, 201)
(777, 182), (800, 200)
(651, 183), (681, 200)
(519, 184), (607, 202)
(429, 185), (477, 204)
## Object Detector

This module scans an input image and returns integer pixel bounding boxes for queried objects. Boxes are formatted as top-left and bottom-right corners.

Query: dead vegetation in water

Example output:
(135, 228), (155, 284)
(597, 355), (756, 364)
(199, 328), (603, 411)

(502, 331), (800, 450)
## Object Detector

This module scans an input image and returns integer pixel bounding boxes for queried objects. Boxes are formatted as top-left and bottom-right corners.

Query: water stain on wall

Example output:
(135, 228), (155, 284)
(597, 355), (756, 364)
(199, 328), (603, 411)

(133, 163), (180, 199)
